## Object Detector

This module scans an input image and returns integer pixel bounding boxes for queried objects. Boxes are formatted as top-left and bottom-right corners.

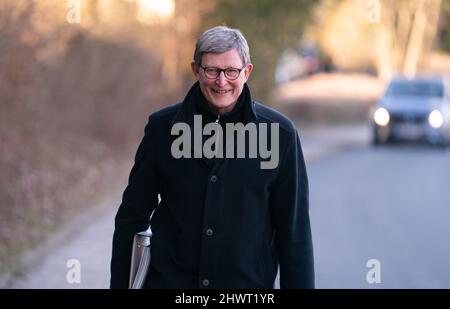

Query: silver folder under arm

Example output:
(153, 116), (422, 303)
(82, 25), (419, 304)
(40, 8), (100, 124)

(129, 229), (152, 289)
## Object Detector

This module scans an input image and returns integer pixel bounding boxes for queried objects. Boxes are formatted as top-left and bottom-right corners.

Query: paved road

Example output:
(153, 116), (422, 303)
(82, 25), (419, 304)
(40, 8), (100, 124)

(7, 197), (119, 289)
(311, 144), (450, 288)
(9, 124), (450, 289)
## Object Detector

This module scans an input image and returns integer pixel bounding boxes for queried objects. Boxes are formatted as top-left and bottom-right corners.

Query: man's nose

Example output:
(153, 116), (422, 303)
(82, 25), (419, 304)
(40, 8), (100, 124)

(215, 71), (227, 86)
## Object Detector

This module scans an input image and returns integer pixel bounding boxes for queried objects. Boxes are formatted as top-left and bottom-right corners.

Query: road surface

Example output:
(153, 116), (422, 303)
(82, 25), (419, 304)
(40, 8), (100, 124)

(5, 124), (450, 288)
(311, 144), (450, 288)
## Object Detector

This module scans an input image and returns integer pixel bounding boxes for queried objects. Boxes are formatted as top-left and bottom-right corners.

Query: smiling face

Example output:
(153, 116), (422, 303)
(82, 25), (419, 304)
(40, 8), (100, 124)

(191, 49), (253, 115)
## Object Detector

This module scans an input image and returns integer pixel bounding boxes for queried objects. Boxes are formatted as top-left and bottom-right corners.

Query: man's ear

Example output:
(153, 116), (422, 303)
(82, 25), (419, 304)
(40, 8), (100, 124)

(243, 63), (253, 81)
(191, 62), (200, 80)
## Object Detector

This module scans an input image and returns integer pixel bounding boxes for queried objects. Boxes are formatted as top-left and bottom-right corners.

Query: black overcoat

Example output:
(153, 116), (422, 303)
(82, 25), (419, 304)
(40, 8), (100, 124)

(110, 82), (314, 288)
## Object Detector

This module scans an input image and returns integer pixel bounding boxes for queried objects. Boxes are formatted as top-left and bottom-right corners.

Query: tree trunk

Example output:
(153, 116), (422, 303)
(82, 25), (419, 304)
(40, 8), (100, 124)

(403, 0), (427, 77)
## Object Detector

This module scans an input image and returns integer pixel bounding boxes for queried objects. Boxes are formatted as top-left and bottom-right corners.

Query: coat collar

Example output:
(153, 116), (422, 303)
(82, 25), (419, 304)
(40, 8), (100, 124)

(170, 82), (257, 126)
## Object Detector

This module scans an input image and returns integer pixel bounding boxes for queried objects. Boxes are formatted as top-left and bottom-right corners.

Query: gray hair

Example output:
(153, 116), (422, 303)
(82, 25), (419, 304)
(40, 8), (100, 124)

(193, 26), (251, 68)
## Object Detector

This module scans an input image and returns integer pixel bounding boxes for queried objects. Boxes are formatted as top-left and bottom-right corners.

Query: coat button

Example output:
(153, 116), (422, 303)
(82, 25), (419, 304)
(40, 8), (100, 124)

(202, 278), (210, 287)
(210, 175), (217, 183)
(206, 228), (213, 236)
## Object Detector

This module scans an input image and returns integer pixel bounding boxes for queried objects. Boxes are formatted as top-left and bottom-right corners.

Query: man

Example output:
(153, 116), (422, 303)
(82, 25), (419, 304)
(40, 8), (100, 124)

(110, 26), (314, 289)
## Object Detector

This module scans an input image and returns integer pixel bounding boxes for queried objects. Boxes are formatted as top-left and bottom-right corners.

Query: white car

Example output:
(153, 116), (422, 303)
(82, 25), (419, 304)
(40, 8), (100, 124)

(372, 75), (450, 147)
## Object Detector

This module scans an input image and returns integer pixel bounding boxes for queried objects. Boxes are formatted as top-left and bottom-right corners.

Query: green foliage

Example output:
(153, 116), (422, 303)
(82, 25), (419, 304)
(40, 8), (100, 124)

(201, 0), (315, 103)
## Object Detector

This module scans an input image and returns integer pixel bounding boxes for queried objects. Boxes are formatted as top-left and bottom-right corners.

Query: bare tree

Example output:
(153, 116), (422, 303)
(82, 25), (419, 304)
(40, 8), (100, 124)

(310, 0), (443, 79)
(376, 0), (442, 79)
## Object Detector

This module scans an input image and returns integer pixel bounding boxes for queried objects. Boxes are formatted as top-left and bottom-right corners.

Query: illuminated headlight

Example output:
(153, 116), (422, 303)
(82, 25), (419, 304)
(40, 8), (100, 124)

(374, 108), (390, 126)
(428, 110), (443, 128)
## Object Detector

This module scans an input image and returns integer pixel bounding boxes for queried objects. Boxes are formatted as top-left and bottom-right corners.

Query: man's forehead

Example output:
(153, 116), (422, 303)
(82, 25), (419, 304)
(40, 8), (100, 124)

(201, 49), (243, 67)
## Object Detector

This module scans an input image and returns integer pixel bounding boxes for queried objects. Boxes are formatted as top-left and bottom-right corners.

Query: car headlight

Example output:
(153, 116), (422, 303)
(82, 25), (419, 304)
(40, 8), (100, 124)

(374, 108), (390, 126)
(428, 110), (443, 128)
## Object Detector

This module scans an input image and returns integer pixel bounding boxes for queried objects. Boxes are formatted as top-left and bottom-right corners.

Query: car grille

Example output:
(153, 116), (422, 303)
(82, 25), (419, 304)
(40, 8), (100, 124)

(390, 113), (427, 124)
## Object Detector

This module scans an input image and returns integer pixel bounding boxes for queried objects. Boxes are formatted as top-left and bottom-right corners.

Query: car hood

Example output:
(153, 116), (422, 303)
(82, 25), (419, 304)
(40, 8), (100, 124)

(378, 96), (443, 114)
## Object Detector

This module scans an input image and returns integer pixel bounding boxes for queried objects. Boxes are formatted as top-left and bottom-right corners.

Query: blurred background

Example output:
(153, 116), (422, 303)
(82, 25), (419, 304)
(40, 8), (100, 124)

(1, 0), (450, 288)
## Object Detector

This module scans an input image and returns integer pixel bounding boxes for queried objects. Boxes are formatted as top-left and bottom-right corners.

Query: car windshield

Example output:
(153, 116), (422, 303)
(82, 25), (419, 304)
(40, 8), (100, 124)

(386, 81), (443, 97)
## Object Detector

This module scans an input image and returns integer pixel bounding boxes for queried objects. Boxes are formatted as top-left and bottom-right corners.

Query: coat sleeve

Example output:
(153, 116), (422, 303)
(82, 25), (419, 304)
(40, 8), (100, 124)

(270, 129), (314, 289)
(110, 116), (160, 289)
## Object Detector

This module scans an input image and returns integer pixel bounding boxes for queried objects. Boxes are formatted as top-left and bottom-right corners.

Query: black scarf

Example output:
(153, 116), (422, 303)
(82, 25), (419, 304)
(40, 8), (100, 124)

(171, 81), (256, 126)
(193, 83), (248, 125)
(170, 82), (257, 167)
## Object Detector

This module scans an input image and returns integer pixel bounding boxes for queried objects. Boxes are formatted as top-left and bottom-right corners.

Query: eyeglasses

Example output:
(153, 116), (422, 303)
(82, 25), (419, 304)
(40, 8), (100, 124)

(199, 65), (246, 80)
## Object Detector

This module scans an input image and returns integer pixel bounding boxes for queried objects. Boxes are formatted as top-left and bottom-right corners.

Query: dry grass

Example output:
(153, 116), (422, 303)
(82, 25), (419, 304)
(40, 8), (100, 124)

(0, 3), (184, 273)
(272, 73), (385, 126)
(425, 52), (450, 74)
(273, 73), (385, 105)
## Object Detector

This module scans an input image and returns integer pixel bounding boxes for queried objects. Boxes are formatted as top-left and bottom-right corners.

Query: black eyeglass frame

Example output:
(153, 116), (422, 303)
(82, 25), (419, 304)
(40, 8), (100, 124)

(198, 65), (247, 80)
